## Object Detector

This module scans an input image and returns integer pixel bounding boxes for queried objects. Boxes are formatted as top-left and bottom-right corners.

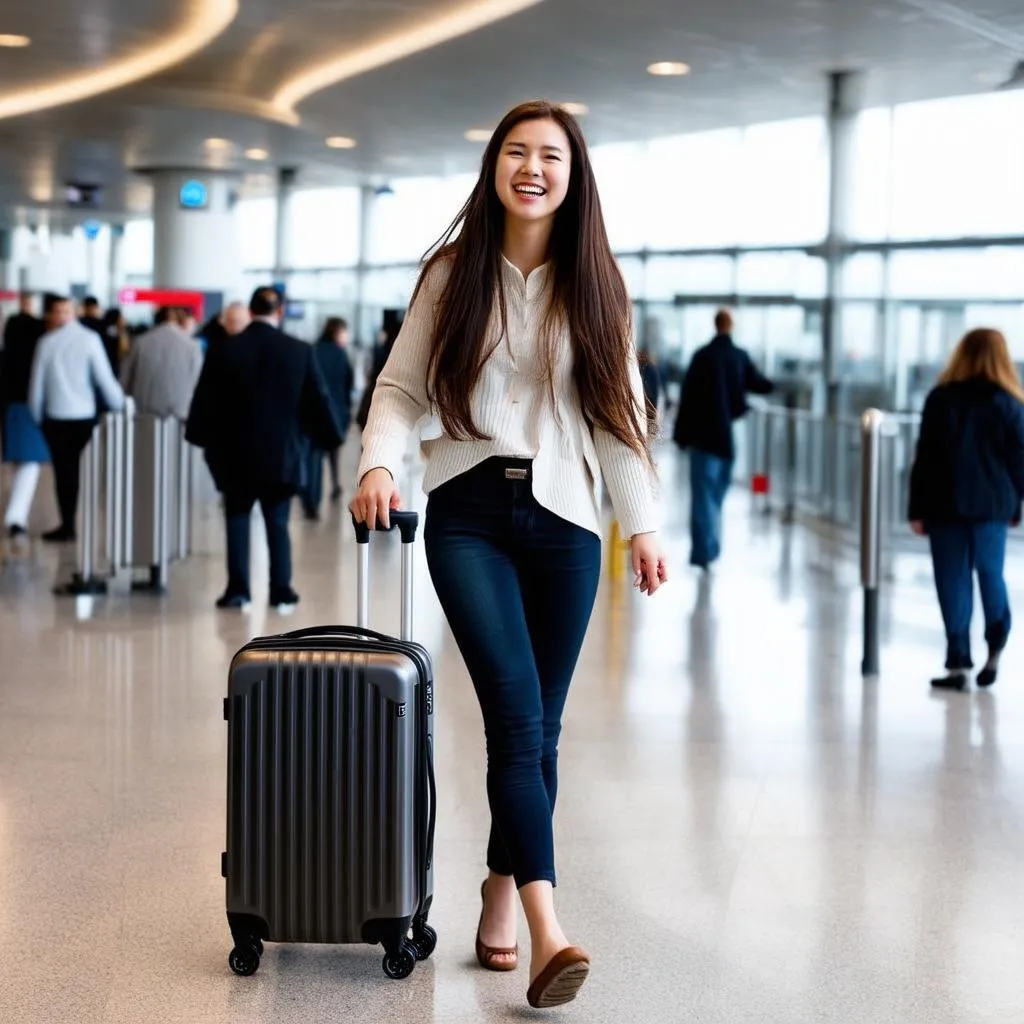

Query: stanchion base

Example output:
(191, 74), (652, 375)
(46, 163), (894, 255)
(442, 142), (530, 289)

(54, 575), (108, 597)
(861, 587), (880, 677)
(131, 566), (167, 595)
(131, 582), (168, 595)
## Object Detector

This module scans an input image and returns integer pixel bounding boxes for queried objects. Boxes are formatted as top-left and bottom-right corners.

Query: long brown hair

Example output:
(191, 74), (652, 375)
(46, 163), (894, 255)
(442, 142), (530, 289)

(416, 100), (649, 461)
(939, 328), (1024, 403)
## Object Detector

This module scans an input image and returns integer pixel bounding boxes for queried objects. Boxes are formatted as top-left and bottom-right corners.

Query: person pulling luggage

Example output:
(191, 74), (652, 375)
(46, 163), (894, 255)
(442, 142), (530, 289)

(351, 100), (666, 1010)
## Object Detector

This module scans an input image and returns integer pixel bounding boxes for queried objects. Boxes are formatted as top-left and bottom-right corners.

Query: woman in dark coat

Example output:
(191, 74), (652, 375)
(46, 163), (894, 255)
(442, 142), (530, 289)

(909, 327), (1024, 690)
(355, 320), (399, 433)
(301, 317), (354, 518)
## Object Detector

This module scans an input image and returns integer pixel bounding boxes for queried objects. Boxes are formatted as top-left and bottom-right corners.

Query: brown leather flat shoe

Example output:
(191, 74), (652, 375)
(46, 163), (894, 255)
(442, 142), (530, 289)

(475, 879), (519, 972)
(527, 946), (591, 1008)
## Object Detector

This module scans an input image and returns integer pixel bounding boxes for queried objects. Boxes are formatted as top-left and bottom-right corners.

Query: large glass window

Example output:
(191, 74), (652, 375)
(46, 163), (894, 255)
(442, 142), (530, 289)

(737, 118), (829, 246)
(288, 187), (360, 269)
(646, 129), (745, 249)
(849, 108), (893, 242)
(888, 92), (1024, 239)
(645, 255), (734, 301)
(736, 252), (825, 298)
(591, 142), (649, 252)
(889, 248), (1024, 301)
(237, 197), (277, 271)
(368, 175), (476, 265)
(123, 219), (154, 278)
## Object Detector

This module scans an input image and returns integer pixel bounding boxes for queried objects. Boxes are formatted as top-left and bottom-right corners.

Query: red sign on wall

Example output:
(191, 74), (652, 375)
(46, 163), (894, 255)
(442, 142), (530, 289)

(118, 288), (205, 319)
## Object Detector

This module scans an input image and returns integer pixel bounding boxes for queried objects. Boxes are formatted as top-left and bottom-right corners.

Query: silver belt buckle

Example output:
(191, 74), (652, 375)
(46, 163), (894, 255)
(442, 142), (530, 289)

(505, 467), (528, 481)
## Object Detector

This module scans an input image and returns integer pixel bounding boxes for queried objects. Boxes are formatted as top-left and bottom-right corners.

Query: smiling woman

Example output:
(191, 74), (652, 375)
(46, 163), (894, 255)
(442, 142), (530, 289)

(0, 0), (238, 121)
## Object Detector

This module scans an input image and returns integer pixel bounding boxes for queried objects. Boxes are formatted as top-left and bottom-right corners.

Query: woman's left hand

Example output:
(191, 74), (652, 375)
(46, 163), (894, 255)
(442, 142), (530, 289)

(631, 533), (667, 596)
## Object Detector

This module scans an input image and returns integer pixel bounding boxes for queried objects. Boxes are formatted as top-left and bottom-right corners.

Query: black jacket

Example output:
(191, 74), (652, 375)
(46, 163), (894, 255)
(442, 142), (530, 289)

(1, 313), (44, 407)
(313, 338), (354, 437)
(908, 377), (1024, 524)
(672, 334), (773, 460)
(186, 320), (341, 494)
(356, 339), (395, 432)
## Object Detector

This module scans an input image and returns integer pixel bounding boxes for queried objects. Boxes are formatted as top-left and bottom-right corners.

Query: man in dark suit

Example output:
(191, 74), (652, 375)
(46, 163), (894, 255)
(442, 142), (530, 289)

(673, 309), (774, 570)
(186, 288), (341, 611)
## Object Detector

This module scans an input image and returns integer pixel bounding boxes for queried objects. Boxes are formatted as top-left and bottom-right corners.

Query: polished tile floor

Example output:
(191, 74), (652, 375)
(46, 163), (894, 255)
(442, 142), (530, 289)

(1, 443), (1022, 1023)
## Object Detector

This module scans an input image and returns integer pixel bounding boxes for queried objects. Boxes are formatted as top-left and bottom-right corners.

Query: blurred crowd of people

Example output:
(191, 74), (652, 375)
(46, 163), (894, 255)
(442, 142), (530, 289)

(0, 288), (368, 609)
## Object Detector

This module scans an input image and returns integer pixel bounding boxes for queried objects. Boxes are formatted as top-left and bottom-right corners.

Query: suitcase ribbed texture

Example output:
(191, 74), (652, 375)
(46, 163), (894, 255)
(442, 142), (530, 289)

(226, 651), (418, 944)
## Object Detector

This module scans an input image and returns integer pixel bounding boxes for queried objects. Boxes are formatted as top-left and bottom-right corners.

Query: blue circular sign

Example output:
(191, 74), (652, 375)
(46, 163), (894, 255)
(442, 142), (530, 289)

(179, 179), (208, 209)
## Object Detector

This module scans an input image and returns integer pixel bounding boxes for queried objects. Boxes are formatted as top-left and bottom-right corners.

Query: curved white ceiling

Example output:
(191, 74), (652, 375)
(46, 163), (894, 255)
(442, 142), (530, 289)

(0, 0), (239, 122)
(271, 0), (544, 120)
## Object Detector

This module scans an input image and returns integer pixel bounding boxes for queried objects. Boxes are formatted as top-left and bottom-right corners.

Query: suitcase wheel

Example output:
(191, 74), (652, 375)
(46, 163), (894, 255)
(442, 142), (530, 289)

(410, 922), (437, 962)
(382, 942), (417, 980)
(229, 945), (261, 977)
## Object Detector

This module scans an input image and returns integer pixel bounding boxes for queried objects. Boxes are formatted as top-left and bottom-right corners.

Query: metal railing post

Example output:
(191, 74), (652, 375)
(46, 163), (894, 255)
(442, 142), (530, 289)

(860, 408), (884, 677)
(157, 417), (173, 590)
(104, 411), (126, 576)
(783, 393), (797, 525)
(57, 423), (106, 595)
(176, 421), (191, 560)
(122, 401), (135, 569)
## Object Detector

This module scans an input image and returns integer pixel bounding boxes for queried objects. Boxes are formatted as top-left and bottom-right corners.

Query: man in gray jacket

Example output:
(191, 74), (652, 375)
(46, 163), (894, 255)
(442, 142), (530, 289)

(29, 294), (125, 542)
(120, 306), (203, 420)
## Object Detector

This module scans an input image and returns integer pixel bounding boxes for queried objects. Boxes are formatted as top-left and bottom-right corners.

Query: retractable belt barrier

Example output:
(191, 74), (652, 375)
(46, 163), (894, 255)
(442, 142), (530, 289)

(55, 404), (196, 597)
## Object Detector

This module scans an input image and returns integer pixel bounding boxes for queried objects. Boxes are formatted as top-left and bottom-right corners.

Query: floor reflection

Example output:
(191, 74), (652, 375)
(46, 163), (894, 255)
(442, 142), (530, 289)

(0, 445), (1022, 1022)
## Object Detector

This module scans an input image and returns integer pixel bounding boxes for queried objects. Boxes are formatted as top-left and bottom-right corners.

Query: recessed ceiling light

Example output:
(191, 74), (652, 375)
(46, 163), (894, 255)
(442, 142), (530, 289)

(244, 147), (269, 160)
(204, 137), (232, 150)
(272, 0), (544, 116)
(326, 136), (357, 149)
(464, 128), (492, 142)
(559, 102), (589, 116)
(0, 34), (31, 48)
(647, 61), (691, 77)
(0, 0), (236, 124)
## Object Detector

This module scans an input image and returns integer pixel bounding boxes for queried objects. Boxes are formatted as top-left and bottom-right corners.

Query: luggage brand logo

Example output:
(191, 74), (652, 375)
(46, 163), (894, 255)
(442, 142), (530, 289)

(397, 703), (407, 718)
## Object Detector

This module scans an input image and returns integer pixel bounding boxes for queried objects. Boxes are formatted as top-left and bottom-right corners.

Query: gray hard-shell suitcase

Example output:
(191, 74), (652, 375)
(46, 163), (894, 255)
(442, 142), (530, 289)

(223, 511), (436, 980)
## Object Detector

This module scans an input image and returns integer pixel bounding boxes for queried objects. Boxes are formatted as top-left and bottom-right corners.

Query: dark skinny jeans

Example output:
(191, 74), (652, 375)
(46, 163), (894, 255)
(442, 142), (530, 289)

(424, 458), (601, 888)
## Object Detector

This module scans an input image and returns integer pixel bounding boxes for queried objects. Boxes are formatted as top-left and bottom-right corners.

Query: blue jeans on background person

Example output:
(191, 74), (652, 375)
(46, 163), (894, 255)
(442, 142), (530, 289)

(302, 445), (324, 518)
(424, 458), (601, 888)
(690, 449), (734, 568)
(928, 521), (1011, 669)
(223, 489), (293, 601)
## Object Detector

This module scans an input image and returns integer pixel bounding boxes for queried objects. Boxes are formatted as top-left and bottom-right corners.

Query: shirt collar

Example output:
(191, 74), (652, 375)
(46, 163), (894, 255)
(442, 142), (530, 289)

(500, 254), (551, 296)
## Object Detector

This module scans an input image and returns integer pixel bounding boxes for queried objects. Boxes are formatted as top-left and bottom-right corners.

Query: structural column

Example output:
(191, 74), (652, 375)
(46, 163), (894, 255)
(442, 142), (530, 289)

(149, 170), (243, 297)
(273, 167), (297, 287)
(0, 228), (16, 294)
(354, 184), (379, 346)
(108, 224), (125, 307)
(822, 70), (864, 415)
(822, 70), (864, 517)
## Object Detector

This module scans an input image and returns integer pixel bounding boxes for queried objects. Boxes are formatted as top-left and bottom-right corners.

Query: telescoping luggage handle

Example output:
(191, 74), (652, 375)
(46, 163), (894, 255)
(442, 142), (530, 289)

(351, 510), (419, 641)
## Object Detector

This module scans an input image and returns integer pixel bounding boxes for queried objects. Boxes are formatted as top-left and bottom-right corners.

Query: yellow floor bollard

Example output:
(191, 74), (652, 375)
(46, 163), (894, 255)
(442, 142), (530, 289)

(606, 520), (629, 583)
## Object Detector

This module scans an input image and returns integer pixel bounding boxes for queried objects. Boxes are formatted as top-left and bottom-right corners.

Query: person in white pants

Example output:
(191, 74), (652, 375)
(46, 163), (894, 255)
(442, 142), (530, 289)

(4, 463), (41, 536)
(1, 292), (47, 539)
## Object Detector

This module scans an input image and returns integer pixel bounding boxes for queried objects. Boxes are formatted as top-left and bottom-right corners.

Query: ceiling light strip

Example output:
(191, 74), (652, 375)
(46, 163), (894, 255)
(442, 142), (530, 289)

(273, 0), (545, 116)
(0, 0), (239, 122)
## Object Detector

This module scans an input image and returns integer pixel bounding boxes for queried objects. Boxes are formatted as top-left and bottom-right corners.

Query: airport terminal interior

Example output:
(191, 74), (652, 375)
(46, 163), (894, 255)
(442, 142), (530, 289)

(2, 1), (1024, 1021)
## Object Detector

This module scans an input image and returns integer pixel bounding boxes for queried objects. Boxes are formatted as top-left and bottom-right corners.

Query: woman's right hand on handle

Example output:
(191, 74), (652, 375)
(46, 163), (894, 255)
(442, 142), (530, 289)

(350, 468), (402, 530)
